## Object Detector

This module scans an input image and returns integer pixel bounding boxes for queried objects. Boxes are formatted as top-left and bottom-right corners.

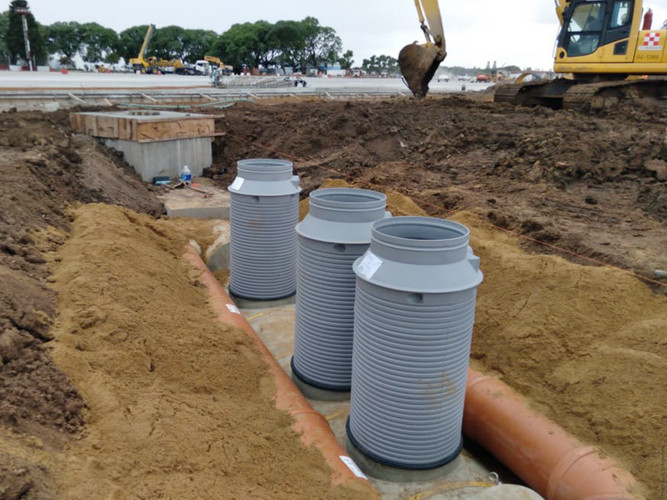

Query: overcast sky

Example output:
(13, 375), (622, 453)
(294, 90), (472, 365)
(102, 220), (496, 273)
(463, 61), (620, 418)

(25, 0), (667, 70)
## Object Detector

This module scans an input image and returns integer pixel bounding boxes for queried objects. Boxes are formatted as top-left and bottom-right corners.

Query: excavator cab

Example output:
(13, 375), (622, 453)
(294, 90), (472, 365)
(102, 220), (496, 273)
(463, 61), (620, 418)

(399, 0), (447, 98)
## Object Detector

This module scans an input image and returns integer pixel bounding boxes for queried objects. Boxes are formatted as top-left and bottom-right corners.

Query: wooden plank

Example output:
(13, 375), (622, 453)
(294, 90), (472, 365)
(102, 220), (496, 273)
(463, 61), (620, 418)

(92, 116), (119, 138)
(136, 118), (214, 142)
(69, 113), (81, 131)
(69, 113), (214, 142)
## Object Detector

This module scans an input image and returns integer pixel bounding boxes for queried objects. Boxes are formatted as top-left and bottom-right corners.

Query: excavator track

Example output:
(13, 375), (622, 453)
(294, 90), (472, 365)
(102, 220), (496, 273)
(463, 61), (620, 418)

(493, 83), (523, 105)
(494, 77), (667, 111)
(562, 79), (667, 111)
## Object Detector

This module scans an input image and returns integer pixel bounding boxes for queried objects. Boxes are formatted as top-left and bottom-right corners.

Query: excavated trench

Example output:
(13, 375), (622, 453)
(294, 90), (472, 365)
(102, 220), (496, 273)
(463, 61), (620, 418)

(0, 96), (665, 498)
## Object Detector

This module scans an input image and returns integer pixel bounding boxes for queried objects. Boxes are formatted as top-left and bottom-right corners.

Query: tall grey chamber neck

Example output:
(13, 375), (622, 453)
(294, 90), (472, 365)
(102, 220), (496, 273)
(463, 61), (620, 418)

(348, 216), (484, 470)
(356, 217), (482, 294)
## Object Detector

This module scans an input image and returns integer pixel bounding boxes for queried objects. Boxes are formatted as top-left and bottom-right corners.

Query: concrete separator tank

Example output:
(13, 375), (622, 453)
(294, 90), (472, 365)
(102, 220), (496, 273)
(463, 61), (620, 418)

(347, 216), (483, 472)
(292, 188), (389, 396)
(227, 159), (301, 300)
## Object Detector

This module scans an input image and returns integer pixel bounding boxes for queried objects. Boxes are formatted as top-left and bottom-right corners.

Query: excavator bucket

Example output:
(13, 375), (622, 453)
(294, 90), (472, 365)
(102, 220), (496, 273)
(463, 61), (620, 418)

(399, 42), (444, 98)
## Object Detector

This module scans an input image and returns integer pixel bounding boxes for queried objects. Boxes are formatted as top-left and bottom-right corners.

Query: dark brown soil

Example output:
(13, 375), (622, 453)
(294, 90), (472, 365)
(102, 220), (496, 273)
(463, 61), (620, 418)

(208, 96), (666, 282)
(0, 109), (163, 497)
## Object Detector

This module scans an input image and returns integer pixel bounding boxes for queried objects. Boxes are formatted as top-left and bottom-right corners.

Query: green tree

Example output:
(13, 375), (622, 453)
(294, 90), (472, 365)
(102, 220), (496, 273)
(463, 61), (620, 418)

(270, 20), (304, 70)
(361, 55), (376, 73)
(6, 0), (46, 65)
(214, 21), (278, 71)
(337, 49), (353, 70)
(79, 22), (117, 62)
(300, 17), (341, 70)
(0, 10), (10, 65)
(44, 21), (81, 65)
(362, 54), (398, 74)
(152, 25), (185, 60)
(181, 29), (217, 61)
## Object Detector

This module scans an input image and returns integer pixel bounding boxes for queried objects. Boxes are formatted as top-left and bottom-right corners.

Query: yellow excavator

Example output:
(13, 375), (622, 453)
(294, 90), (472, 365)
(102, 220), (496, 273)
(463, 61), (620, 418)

(399, 0), (667, 107)
(399, 0), (446, 98)
(495, 0), (667, 109)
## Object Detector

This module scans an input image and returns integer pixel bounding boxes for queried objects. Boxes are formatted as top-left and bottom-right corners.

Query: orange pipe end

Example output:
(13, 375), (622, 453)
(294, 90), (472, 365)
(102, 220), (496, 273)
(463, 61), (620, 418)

(183, 245), (379, 497)
(464, 368), (644, 500)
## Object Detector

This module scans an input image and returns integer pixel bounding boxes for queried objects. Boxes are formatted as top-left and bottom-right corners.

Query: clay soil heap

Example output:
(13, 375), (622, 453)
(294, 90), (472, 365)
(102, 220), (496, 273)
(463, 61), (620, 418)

(0, 95), (665, 498)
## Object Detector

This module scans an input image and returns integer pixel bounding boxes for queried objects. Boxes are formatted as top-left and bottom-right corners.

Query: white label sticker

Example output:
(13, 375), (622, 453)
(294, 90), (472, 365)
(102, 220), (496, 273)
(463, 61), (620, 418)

(339, 456), (368, 479)
(230, 177), (245, 191)
(226, 303), (241, 315)
(356, 251), (382, 280)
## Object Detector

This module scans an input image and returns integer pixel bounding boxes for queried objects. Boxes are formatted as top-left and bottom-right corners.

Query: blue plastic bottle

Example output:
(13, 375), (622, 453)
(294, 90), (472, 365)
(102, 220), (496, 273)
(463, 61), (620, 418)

(180, 165), (192, 184)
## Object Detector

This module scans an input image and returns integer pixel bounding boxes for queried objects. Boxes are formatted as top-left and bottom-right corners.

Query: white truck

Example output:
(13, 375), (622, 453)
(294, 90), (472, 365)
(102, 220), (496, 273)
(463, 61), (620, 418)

(194, 60), (211, 76)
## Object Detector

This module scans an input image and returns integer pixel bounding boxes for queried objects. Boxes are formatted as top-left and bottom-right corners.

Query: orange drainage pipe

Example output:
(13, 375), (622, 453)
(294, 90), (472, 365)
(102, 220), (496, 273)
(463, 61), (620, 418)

(464, 368), (644, 500)
(183, 245), (380, 497)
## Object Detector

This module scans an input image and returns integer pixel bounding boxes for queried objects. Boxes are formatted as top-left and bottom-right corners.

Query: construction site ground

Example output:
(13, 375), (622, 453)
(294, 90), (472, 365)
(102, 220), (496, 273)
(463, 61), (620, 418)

(0, 90), (665, 499)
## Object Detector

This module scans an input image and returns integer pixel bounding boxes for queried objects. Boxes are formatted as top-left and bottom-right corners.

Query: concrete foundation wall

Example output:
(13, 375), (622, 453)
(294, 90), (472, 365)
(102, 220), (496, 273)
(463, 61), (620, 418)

(104, 137), (212, 182)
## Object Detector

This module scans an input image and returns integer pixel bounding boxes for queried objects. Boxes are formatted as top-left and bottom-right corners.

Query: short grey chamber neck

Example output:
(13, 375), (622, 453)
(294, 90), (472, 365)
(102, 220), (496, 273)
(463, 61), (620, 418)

(370, 217), (471, 266)
(308, 188), (387, 223)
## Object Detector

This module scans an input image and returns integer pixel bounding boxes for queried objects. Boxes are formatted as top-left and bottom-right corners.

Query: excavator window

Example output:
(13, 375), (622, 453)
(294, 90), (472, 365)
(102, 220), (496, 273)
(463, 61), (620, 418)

(564, 1), (606, 56)
(610, 1), (632, 28)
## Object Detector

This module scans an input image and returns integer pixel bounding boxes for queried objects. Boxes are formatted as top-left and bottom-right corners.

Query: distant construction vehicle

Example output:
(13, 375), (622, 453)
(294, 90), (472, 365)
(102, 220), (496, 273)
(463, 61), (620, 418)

(129, 25), (195, 75)
(204, 56), (234, 75)
(129, 25), (156, 73)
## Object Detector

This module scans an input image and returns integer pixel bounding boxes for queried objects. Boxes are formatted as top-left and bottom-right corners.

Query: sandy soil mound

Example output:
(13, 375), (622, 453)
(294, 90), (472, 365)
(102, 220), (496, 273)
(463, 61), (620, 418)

(31, 204), (369, 499)
(454, 212), (665, 497)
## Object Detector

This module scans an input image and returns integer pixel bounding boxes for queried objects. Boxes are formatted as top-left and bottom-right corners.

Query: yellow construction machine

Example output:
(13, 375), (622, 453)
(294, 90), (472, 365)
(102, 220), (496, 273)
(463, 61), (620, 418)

(129, 25), (192, 74)
(129, 25), (156, 73)
(399, 0), (447, 98)
(204, 55), (234, 75)
(495, 0), (667, 109)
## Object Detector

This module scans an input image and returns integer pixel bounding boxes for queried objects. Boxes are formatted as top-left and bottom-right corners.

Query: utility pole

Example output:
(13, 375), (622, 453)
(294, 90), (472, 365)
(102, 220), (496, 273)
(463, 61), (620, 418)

(13, 5), (33, 71)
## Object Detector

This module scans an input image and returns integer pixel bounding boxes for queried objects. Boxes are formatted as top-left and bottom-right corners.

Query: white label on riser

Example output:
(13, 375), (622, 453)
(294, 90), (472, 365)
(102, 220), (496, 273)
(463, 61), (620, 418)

(356, 251), (382, 280)
(230, 177), (244, 191)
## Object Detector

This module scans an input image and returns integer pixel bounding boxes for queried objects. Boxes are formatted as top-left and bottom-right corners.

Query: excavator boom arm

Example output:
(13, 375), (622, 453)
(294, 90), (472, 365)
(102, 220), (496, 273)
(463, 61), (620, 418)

(414, 0), (445, 45)
(129, 24), (156, 68)
(138, 25), (155, 61)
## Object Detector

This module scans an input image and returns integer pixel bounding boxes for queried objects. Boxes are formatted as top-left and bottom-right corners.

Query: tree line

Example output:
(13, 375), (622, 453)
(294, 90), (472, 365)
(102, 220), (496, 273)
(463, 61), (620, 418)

(1, 0), (375, 73)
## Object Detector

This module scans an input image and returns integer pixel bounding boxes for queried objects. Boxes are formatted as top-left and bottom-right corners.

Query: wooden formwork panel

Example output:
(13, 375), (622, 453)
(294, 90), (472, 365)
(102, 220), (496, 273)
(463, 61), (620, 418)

(136, 119), (214, 143)
(69, 112), (214, 143)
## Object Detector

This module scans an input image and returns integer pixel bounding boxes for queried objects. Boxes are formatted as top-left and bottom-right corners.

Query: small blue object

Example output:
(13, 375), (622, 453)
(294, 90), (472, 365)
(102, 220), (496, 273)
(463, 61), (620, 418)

(153, 176), (171, 185)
